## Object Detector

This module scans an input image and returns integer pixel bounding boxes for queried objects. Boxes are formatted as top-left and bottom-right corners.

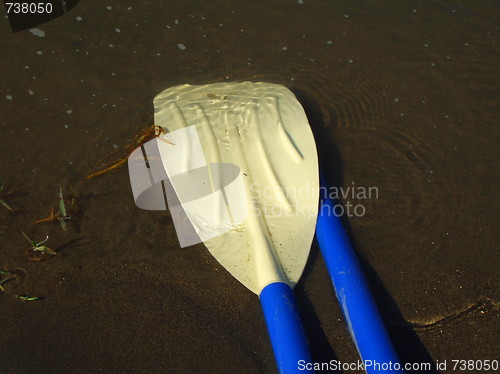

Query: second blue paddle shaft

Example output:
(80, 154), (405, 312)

(316, 179), (405, 374)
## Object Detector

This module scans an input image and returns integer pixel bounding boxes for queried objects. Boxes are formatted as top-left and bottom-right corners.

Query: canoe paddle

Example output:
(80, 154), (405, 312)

(129, 82), (319, 373)
(128, 82), (403, 373)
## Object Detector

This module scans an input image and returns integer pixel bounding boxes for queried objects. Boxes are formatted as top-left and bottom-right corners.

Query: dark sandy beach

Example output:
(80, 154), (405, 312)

(0, 1), (498, 373)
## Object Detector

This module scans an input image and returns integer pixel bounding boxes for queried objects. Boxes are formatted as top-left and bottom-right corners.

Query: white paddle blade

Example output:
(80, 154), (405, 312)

(128, 127), (248, 247)
(153, 82), (319, 294)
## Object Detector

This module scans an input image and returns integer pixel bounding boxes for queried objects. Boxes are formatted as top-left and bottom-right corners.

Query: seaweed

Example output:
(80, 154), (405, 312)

(86, 124), (173, 179)
(0, 176), (14, 212)
(21, 231), (57, 261)
(33, 187), (72, 231)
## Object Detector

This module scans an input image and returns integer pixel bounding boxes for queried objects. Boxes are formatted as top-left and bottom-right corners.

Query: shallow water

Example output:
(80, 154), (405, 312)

(0, 1), (498, 373)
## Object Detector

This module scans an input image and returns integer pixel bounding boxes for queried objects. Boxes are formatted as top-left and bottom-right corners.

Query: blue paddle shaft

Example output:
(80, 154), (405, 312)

(316, 180), (405, 374)
(260, 282), (315, 374)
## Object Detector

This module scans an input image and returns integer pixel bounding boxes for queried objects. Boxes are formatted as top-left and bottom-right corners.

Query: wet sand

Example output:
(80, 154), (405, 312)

(0, 1), (498, 373)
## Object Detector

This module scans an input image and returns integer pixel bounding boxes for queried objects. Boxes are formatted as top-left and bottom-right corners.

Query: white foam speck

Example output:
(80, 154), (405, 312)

(106, 6), (112, 10)
(282, 46), (287, 51)
(412, 9), (417, 13)
(76, 16), (82, 21)
(115, 28), (121, 33)
(66, 109), (73, 114)
(178, 43), (186, 50)
(64, 124), (69, 129)
(109, 44), (114, 48)
(29, 90), (34, 95)
(6, 95), (13, 100)
(174, 19), (179, 24)
(298, 0), (304, 4)
(29, 28), (45, 37)
(25, 66), (29, 69)
(344, 14), (349, 18)
(326, 40), (333, 44)
(128, 7), (132, 10)
(348, 59), (353, 63)
(36, 50), (43, 55)
(219, 23), (223, 27)
(394, 98), (399, 103)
